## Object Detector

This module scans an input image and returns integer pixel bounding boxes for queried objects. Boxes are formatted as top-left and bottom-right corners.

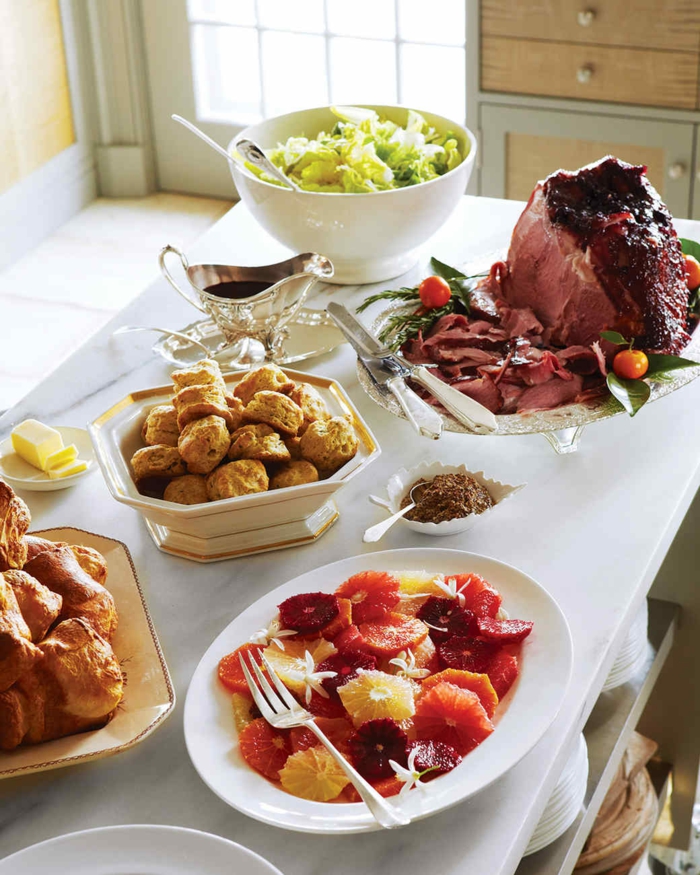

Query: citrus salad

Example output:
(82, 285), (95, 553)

(217, 569), (533, 803)
(241, 106), (465, 193)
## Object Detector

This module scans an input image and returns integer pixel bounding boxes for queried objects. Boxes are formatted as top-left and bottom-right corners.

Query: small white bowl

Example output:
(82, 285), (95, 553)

(230, 104), (477, 284)
(372, 461), (524, 537)
(0, 426), (95, 492)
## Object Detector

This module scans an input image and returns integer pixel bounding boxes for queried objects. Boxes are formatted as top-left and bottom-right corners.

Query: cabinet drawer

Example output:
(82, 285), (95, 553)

(481, 36), (699, 110)
(481, 0), (700, 54)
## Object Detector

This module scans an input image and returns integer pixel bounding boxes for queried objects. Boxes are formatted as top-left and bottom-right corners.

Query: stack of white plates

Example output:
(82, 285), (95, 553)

(524, 733), (589, 856)
(602, 601), (649, 692)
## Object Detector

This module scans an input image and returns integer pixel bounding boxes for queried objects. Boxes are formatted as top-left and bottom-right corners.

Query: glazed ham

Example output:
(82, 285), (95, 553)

(403, 157), (691, 414)
(501, 157), (690, 354)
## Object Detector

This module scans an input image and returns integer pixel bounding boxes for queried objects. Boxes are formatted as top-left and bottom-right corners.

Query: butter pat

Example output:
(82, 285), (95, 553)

(45, 444), (78, 471)
(11, 420), (63, 470)
(47, 458), (88, 480)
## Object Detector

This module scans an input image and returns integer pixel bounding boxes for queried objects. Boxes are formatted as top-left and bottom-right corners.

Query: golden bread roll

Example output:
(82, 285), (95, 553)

(178, 414), (230, 474)
(233, 364), (294, 406)
(224, 394), (245, 431)
(23, 535), (67, 564)
(131, 445), (186, 480)
(173, 383), (236, 431)
(206, 460), (269, 501)
(242, 391), (303, 436)
(0, 618), (123, 750)
(171, 359), (226, 392)
(300, 416), (359, 475)
(0, 480), (30, 572)
(3, 569), (62, 642)
(0, 574), (42, 691)
(270, 460), (319, 490)
(69, 545), (108, 586)
(290, 383), (330, 434)
(228, 430), (290, 464)
(284, 436), (303, 460)
(24, 546), (118, 642)
(141, 404), (179, 448)
(163, 474), (209, 505)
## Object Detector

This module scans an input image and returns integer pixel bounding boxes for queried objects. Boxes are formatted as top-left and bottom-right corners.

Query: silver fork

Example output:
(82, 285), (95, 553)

(239, 652), (410, 829)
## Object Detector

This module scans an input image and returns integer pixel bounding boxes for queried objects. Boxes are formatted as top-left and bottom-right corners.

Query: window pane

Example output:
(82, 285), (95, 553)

(187, 0), (256, 27)
(261, 32), (327, 117)
(191, 24), (261, 124)
(397, 0), (465, 45)
(326, 0), (396, 39)
(400, 43), (465, 120)
(329, 38), (397, 106)
(257, 0), (325, 33)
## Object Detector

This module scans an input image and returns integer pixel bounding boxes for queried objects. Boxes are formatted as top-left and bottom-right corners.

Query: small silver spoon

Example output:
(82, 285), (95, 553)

(113, 325), (211, 356)
(363, 483), (423, 544)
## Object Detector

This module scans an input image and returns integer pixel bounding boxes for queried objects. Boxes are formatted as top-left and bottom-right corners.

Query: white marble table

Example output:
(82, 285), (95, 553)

(1, 196), (700, 875)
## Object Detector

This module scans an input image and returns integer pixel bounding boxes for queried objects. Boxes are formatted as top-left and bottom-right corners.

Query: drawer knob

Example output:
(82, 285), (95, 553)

(576, 65), (593, 84)
(668, 162), (686, 180)
(577, 9), (596, 26)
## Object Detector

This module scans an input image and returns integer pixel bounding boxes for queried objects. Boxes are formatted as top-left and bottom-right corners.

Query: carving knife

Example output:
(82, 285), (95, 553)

(326, 302), (498, 435)
(326, 307), (443, 440)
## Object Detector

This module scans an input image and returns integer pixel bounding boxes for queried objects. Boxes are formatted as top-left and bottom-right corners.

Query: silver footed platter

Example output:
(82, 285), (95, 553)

(153, 308), (344, 371)
(356, 255), (700, 454)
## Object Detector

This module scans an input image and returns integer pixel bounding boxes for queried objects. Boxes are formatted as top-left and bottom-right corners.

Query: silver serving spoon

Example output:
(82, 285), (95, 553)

(113, 325), (211, 356)
(363, 483), (423, 543)
(170, 115), (300, 192)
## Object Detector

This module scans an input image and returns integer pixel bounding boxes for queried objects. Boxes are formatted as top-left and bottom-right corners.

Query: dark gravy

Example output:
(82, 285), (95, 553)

(203, 280), (271, 299)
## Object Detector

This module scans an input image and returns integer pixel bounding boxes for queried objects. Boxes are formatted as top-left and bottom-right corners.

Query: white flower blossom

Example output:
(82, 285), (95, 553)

(390, 749), (432, 797)
(433, 574), (467, 608)
(388, 649), (430, 680)
(289, 650), (337, 705)
(249, 616), (297, 651)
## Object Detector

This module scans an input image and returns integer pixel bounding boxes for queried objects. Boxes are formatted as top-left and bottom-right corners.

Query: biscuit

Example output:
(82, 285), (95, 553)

(178, 415), (231, 474)
(233, 364), (295, 406)
(171, 359), (226, 392)
(270, 460), (319, 490)
(284, 437), (302, 460)
(290, 383), (330, 433)
(224, 394), (245, 431)
(131, 445), (186, 480)
(174, 383), (235, 431)
(142, 404), (179, 448)
(164, 474), (209, 505)
(299, 416), (359, 475)
(229, 431), (291, 464)
(242, 391), (303, 436)
(206, 460), (268, 500)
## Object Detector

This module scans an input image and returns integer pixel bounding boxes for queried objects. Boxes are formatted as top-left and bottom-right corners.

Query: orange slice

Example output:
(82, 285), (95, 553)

(218, 643), (265, 694)
(231, 692), (259, 731)
(421, 669), (499, 718)
(338, 670), (415, 725)
(279, 747), (350, 801)
(335, 571), (400, 623)
(413, 681), (493, 755)
(238, 718), (291, 780)
(359, 613), (429, 658)
(262, 638), (336, 697)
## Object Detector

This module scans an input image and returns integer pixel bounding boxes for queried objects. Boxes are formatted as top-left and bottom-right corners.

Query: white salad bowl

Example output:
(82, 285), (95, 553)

(374, 461), (525, 537)
(229, 105), (477, 285)
(89, 368), (380, 562)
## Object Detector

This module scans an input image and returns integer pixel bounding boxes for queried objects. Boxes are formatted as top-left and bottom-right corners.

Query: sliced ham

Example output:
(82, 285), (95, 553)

(516, 374), (584, 412)
(448, 374), (503, 414)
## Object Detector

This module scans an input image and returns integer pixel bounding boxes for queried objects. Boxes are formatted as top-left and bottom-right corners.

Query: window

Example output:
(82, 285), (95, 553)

(187, 0), (466, 126)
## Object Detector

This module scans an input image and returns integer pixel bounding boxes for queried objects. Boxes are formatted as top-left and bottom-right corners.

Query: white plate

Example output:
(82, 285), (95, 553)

(184, 547), (573, 834)
(0, 426), (95, 491)
(0, 824), (284, 874)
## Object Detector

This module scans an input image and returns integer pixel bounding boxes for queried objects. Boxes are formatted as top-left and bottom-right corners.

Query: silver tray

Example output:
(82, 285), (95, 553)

(356, 254), (700, 453)
(153, 307), (344, 371)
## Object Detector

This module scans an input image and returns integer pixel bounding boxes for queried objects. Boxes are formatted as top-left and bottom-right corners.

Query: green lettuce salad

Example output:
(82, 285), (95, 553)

(243, 106), (466, 193)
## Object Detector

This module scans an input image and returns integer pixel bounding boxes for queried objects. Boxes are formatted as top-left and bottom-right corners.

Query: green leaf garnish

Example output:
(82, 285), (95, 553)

(600, 330), (628, 346)
(606, 373), (651, 417)
(429, 257), (466, 281)
(355, 287), (420, 314)
(680, 238), (700, 261)
(645, 353), (699, 376)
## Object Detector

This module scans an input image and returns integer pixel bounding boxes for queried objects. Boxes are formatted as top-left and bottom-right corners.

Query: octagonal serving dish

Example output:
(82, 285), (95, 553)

(89, 368), (380, 562)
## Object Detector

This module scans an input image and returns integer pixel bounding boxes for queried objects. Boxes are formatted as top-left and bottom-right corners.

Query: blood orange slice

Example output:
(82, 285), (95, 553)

(414, 681), (494, 755)
(421, 669), (499, 717)
(238, 718), (291, 780)
(335, 571), (400, 623)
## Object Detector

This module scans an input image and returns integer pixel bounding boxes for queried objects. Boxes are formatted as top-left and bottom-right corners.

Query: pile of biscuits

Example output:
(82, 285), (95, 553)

(131, 360), (360, 505)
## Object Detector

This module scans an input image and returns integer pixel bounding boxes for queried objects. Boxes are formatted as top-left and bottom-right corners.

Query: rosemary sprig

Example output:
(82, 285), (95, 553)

(377, 301), (454, 350)
(356, 287), (420, 313)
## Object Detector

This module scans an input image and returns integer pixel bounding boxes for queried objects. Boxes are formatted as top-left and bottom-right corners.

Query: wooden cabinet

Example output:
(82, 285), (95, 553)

(480, 104), (695, 218)
(469, 1), (700, 218)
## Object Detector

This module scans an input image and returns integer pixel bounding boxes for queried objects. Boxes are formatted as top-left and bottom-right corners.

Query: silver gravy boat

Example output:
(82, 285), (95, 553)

(158, 245), (334, 365)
